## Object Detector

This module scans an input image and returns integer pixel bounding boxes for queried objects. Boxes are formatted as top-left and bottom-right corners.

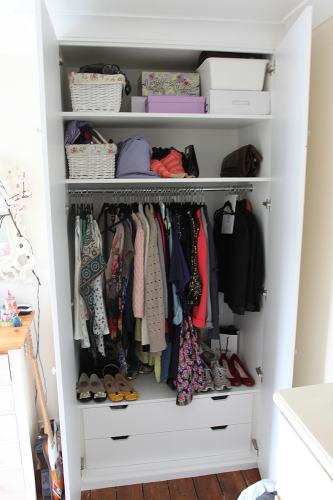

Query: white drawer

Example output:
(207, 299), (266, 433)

(85, 423), (251, 469)
(0, 386), (15, 414)
(0, 442), (21, 468)
(207, 90), (270, 115)
(0, 468), (25, 498)
(0, 356), (11, 385)
(83, 393), (253, 439)
(0, 415), (18, 441)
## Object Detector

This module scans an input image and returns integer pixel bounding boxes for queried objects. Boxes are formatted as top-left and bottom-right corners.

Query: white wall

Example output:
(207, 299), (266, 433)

(294, 16), (333, 386)
(0, 2), (59, 419)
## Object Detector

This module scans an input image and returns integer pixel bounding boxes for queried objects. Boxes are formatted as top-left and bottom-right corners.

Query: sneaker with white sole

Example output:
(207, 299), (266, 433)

(202, 365), (215, 392)
(211, 361), (231, 391)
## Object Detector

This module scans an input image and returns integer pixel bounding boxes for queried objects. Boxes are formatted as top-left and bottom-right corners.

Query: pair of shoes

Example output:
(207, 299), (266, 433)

(202, 360), (231, 392)
(77, 373), (107, 403)
(220, 353), (255, 387)
(200, 341), (217, 366)
(104, 373), (138, 402)
(150, 149), (187, 178)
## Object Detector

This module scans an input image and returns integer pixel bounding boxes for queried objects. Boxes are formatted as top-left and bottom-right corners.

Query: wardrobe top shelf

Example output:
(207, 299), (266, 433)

(62, 112), (271, 129)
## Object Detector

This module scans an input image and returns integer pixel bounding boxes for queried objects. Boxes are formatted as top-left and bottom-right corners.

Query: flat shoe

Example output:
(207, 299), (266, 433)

(104, 374), (124, 402)
(115, 373), (138, 401)
(76, 373), (92, 403)
(89, 374), (107, 402)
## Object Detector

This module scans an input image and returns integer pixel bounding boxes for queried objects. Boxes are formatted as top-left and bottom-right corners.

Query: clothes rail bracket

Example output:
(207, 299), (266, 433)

(252, 438), (259, 455)
(256, 366), (263, 383)
(262, 198), (272, 210)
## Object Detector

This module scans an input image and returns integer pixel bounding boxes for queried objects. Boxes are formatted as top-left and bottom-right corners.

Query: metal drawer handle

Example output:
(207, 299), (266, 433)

(211, 395), (229, 400)
(109, 405), (128, 410)
(211, 425), (228, 431)
(110, 435), (129, 440)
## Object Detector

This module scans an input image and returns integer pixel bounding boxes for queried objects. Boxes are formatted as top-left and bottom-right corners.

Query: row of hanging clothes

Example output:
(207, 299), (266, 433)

(71, 188), (264, 406)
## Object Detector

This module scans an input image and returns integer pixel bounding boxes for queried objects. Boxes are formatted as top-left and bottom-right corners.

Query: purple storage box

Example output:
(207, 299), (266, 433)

(145, 96), (206, 114)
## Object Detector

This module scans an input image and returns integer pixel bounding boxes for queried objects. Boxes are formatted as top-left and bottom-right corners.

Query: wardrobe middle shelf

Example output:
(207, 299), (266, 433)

(62, 112), (271, 129)
(65, 178), (270, 189)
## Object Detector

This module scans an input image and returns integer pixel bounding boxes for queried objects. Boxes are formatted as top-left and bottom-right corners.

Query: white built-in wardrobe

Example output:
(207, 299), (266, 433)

(36, 1), (312, 498)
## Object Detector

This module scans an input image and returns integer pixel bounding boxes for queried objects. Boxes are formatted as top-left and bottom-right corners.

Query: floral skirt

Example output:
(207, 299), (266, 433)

(176, 316), (206, 406)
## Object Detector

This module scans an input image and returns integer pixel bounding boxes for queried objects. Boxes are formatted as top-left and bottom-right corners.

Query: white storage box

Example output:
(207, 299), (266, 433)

(207, 90), (270, 115)
(131, 96), (146, 112)
(197, 57), (269, 94)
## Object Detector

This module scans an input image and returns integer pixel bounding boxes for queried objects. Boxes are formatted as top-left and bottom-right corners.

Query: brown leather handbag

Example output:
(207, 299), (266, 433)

(220, 144), (262, 177)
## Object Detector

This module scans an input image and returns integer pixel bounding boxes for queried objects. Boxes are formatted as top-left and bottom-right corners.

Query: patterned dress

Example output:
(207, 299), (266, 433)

(176, 316), (206, 406)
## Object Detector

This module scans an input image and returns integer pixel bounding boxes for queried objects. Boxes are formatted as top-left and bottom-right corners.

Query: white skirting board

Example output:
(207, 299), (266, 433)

(81, 451), (257, 490)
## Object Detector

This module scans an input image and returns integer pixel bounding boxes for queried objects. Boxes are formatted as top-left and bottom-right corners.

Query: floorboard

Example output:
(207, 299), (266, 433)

(91, 487), (116, 499)
(116, 484), (144, 500)
(143, 481), (171, 500)
(193, 474), (224, 499)
(76, 468), (260, 499)
(242, 468), (261, 487)
(81, 492), (91, 500)
(168, 477), (198, 500)
(217, 471), (247, 500)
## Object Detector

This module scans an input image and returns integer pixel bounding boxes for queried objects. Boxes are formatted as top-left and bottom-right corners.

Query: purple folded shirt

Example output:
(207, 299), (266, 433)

(116, 136), (158, 178)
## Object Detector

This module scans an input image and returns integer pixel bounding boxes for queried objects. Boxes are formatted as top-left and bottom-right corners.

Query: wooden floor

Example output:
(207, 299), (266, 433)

(81, 469), (260, 500)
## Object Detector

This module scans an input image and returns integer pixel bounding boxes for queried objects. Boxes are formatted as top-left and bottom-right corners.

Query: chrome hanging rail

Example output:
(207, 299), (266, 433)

(68, 185), (253, 195)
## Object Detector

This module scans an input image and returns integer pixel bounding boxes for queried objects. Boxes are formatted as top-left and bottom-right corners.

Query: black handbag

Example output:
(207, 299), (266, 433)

(220, 144), (262, 177)
(79, 63), (132, 95)
(183, 145), (199, 178)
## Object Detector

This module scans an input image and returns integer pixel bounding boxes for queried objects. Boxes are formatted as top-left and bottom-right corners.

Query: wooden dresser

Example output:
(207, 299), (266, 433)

(0, 314), (37, 499)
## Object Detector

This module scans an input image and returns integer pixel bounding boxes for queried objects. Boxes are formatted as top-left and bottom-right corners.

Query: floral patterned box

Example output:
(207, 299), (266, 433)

(141, 72), (200, 96)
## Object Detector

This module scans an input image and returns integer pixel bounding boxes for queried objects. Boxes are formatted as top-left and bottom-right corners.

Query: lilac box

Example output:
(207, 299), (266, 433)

(145, 96), (206, 114)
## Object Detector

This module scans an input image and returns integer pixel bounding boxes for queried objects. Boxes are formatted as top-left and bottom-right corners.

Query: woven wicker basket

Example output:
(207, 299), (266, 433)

(69, 72), (125, 112)
(65, 143), (117, 179)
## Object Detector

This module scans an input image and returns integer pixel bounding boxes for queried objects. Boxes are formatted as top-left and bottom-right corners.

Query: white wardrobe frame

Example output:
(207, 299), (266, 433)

(36, 1), (312, 498)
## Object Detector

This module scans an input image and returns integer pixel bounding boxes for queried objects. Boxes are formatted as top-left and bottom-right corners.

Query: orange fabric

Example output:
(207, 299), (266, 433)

(193, 209), (208, 328)
(161, 150), (186, 176)
(150, 159), (173, 178)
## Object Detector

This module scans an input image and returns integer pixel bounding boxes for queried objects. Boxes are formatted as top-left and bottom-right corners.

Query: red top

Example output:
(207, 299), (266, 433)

(193, 209), (208, 328)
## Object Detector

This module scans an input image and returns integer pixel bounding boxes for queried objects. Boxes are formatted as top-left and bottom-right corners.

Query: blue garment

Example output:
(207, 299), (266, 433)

(168, 222), (182, 326)
(203, 206), (220, 339)
(160, 340), (172, 382)
(169, 215), (190, 326)
(116, 136), (158, 178)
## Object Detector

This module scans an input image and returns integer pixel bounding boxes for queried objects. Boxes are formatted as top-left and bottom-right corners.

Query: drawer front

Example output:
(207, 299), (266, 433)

(0, 442), (21, 468)
(85, 423), (251, 469)
(0, 415), (18, 441)
(0, 468), (25, 497)
(208, 90), (270, 115)
(83, 393), (253, 439)
(0, 386), (15, 414)
(0, 355), (11, 385)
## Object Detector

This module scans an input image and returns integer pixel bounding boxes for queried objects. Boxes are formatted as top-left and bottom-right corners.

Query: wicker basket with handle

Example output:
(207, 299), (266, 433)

(65, 130), (117, 179)
(68, 72), (125, 112)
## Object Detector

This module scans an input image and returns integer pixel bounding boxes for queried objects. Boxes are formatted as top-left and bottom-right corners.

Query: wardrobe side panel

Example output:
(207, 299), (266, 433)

(36, 1), (81, 498)
(258, 7), (312, 479)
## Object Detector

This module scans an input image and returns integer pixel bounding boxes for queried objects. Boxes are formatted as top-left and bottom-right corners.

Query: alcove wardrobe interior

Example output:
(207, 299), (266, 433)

(37, 1), (312, 497)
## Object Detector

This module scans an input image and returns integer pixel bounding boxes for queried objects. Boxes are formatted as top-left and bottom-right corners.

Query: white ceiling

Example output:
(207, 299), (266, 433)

(45, 0), (305, 24)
